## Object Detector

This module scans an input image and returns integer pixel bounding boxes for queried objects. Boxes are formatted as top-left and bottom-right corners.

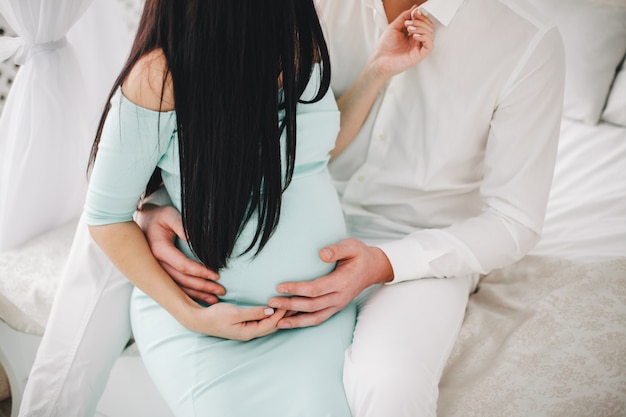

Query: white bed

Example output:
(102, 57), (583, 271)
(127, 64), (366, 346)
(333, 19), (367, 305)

(1, 0), (625, 416)
(437, 117), (626, 416)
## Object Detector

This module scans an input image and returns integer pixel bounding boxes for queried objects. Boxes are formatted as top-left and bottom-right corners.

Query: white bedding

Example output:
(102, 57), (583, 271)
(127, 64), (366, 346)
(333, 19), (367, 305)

(437, 117), (626, 415)
(0, 218), (77, 335)
(438, 255), (626, 416)
(531, 118), (626, 261)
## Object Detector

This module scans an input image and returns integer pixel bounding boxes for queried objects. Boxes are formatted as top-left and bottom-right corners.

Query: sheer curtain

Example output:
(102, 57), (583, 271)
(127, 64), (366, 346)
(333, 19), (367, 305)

(0, 0), (141, 252)
(0, 0), (94, 250)
(67, 0), (141, 136)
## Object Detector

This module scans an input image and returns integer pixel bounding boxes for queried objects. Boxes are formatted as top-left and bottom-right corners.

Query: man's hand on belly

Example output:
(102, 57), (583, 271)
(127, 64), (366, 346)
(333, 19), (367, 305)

(136, 204), (225, 304)
(268, 238), (394, 329)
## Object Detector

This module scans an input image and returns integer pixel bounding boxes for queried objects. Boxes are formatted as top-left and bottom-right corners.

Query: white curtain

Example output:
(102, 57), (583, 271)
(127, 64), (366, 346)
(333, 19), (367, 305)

(67, 0), (141, 133)
(0, 0), (142, 251)
(0, 0), (93, 250)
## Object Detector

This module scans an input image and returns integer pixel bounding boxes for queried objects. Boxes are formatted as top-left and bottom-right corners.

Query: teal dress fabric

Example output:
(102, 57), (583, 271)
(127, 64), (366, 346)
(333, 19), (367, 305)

(84, 69), (355, 417)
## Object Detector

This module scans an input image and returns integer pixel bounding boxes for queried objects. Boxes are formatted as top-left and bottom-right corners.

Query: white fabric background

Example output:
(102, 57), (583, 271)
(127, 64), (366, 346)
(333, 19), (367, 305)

(0, 0), (140, 251)
(0, 0), (142, 406)
(0, 0), (94, 251)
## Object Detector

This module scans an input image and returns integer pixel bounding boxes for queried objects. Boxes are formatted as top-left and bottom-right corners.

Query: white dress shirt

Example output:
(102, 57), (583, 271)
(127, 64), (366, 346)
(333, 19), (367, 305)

(316, 0), (565, 284)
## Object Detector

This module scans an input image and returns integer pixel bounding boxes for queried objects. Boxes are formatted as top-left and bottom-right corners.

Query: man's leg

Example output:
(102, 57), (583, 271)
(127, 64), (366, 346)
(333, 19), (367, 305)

(344, 275), (474, 417)
(19, 216), (132, 417)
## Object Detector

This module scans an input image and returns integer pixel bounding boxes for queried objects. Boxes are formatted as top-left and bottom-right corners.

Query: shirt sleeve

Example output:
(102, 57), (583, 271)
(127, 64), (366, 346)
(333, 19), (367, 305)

(84, 91), (177, 226)
(379, 26), (566, 284)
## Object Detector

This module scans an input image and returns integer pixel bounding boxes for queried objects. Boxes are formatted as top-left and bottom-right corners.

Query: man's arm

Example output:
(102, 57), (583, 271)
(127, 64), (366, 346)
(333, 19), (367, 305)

(270, 25), (566, 329)
(380, 26), (566, 283)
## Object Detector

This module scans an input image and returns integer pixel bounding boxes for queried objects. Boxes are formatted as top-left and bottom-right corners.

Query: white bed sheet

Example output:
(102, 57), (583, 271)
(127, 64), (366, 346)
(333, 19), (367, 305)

(438, 117), (626, 416)
(530, 118), (626, 261)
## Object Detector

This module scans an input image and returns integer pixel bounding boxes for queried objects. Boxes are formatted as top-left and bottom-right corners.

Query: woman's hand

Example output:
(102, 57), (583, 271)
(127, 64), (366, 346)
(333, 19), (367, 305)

(184, 303), (288, 341)
(331, 7), (434, 159)
(135, 204), (225, 304)
(371, 7), (435, 79)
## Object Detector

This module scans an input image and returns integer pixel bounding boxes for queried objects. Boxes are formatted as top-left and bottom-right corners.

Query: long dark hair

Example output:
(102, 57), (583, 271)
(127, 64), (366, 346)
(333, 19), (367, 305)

(89, 1), (331, 271)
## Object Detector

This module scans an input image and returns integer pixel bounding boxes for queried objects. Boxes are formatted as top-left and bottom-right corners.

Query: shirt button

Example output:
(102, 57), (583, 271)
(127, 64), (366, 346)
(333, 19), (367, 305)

(357, 175), (365, 182)
(378, 133), (387, 142)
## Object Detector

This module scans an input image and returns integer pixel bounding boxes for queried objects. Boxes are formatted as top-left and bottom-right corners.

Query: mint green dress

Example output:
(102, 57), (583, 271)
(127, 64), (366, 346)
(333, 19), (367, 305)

(84, 69), (355, 417)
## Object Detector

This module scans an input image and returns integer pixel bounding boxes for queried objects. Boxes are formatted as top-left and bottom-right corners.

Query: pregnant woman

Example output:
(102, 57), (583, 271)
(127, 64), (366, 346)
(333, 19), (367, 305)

(85, 1), (354, 415)
(18, 0), (435, 415)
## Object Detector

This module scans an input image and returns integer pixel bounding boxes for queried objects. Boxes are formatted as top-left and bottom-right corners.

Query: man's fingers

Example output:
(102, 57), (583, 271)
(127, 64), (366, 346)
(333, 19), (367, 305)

(154, 244), (217, 280)
(269, 293), (340, 313)
(276, 308), (337, 329)
(275, 272), (340, 298)
(162, 263), (224, 294)
(161, 207), (190, 244)
(179, 286), (220, 305)
(319, 238), (360, 263)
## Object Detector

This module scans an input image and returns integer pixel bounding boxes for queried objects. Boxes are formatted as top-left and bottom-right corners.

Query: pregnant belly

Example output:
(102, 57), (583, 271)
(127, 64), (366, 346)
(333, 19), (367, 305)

(179, 170), (346, 307)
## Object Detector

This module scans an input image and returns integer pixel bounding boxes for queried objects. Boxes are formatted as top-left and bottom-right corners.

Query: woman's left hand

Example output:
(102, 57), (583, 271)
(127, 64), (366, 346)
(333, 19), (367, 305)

(371, 6), (435, 79)
(183, 302), (289, 341)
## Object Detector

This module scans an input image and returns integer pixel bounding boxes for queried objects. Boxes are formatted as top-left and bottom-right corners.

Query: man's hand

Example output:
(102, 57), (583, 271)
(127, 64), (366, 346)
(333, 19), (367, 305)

(268, 238), (394, 329)
(135, 204), (225, 304)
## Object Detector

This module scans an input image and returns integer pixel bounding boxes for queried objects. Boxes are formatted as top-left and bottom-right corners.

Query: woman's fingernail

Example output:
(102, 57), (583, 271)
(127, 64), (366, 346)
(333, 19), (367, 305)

(277, 286), (289, 294)
(278, 322), (292, 329)
(264, 308), (274, 315)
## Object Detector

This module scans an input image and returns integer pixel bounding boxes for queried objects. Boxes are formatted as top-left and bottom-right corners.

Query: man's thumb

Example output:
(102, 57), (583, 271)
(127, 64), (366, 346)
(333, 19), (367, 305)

(319, 246), (337, 263)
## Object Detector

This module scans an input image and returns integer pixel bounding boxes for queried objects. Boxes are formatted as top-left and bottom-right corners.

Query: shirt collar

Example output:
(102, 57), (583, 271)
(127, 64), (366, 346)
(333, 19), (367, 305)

(361, 0), (464, 28)
(418, 0), (465, 27)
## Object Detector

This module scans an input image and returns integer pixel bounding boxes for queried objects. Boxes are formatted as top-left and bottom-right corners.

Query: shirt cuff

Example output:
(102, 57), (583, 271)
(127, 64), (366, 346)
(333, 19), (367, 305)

(377, 238), (430, 284)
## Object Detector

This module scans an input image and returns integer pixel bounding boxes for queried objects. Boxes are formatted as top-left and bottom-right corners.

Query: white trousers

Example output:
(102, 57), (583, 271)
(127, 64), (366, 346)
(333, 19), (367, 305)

(18, 216), (133, 417)
(345, 276), (474, 417)
(18, 216), (473, 417)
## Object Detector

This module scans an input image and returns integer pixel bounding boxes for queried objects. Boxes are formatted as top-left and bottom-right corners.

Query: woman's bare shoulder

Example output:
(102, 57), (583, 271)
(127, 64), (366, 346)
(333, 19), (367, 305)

(121, 48), (175, 112)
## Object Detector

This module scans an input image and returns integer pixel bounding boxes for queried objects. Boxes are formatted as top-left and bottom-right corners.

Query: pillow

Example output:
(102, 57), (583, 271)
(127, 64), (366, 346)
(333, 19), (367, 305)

(601, 58), (626, 127)
(525, 0), (626, 125)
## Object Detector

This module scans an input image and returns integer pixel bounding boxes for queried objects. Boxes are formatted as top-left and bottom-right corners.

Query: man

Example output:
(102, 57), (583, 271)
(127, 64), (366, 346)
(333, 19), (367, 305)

(140, 0), (565, 415)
